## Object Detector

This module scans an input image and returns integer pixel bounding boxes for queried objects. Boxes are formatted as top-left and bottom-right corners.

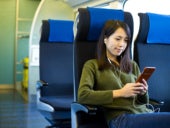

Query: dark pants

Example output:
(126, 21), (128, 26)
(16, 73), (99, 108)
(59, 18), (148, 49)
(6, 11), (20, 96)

(109, 112), (170, 128)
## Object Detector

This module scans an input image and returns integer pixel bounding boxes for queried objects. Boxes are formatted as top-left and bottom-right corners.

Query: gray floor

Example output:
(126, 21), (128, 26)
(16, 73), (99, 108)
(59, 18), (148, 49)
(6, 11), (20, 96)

(0, 90), (50, 128)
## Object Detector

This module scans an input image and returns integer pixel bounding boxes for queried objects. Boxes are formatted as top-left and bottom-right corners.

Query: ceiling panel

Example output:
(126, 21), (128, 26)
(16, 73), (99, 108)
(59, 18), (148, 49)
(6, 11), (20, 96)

(64, 0), (90, 7)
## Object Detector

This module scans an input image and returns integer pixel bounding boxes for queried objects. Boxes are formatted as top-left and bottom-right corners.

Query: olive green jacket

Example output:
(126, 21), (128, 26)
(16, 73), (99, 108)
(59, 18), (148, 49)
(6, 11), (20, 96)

(78, 59), (152, 122)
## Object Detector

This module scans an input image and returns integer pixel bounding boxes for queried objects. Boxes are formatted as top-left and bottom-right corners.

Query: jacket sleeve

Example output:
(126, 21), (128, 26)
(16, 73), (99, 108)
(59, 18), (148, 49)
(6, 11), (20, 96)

(78, 60), (113, 105)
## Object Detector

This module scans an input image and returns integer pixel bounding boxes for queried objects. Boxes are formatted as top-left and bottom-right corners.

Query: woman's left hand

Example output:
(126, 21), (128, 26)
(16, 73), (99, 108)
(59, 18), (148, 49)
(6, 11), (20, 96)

(139, 79), (148, 95)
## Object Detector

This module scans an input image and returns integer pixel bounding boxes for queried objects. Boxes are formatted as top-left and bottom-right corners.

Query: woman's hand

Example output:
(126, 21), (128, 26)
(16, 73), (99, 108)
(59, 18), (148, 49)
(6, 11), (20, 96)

(139, 79), (148, 95)
(113, 79), (148, 98)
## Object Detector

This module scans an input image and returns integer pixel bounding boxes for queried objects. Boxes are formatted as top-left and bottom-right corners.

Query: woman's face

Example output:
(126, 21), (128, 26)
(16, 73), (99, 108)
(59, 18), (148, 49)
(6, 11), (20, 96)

(104, 27), (128, 60)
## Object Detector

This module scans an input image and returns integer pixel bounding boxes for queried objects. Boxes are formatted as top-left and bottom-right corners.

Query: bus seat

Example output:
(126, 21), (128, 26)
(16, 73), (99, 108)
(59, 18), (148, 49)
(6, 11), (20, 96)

(71, 7), (134, 128)
(36, 19), (74, 128)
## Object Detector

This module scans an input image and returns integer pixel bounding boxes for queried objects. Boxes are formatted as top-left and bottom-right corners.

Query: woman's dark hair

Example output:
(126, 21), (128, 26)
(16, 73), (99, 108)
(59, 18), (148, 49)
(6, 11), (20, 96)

(97, 20), (132, 73)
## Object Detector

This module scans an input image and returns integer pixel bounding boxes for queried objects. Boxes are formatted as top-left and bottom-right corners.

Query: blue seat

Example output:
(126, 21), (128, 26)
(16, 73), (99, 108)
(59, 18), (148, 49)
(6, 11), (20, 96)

(36, 19), (74, 127)
(134, 13), (170, 111)
(71, 7), (134, 128)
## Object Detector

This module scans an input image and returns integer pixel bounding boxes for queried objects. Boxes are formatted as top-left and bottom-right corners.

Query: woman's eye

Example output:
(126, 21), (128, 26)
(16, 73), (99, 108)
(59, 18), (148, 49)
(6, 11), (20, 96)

(125, 39), (128, 42)
(115, 38), (121, 41)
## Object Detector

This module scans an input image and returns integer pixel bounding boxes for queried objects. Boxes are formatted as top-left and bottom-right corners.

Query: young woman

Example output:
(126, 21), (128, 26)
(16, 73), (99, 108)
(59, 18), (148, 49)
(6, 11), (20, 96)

(78, 20), (170, 128)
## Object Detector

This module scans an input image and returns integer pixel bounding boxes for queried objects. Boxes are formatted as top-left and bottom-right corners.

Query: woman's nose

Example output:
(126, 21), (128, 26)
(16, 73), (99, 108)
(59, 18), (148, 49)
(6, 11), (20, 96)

(119, 40), (125, 46)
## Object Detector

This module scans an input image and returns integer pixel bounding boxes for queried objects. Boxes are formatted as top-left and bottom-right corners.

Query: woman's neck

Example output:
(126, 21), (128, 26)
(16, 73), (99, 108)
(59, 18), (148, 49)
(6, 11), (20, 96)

(107, 57), (119, 66)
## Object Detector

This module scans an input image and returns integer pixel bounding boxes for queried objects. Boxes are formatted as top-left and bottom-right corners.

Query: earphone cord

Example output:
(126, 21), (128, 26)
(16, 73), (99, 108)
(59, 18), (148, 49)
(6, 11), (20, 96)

(133, 97), (160, 113)
(108, 57), (161, 113)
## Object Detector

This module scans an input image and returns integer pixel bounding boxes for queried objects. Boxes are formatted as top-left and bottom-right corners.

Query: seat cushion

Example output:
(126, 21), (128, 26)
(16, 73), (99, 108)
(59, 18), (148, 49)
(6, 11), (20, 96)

(40, 95), (73, 110)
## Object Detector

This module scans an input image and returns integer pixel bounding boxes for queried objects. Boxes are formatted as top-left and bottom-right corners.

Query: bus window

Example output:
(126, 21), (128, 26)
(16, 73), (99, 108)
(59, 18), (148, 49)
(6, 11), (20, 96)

(124, 0), (170, 54)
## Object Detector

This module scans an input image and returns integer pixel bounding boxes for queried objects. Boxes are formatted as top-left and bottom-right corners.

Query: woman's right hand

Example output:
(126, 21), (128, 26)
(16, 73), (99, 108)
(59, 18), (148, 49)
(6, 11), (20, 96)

(113, 83), (145, 98)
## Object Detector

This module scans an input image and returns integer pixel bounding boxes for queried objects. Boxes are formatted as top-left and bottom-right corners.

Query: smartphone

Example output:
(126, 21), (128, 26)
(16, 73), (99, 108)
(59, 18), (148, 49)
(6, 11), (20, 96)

(136, 67), (156, 83)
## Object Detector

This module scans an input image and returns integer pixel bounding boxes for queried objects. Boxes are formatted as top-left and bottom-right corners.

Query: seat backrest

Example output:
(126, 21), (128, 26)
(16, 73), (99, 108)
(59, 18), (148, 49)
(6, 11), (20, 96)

(39, 19), (74, 96)
(74, 7), (134, 100)
(134, 13), (170, 111)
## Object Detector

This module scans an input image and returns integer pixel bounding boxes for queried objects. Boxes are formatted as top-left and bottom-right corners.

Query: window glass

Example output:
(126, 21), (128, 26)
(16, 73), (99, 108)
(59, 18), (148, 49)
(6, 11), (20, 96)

(124, 0), (170, 58)
(124, 0), (170, 38)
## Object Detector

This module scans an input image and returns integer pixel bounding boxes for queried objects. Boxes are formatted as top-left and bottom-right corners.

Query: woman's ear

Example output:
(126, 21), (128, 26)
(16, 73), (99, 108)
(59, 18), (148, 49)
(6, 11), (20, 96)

(104, 38), (107, 44)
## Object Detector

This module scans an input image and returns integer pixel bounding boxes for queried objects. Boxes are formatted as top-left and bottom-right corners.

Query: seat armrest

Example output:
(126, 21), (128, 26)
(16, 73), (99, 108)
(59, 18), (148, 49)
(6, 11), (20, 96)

(71, 102), (98, 114)
(71, 102), (99, 128)
(149, 98), (164, 106)
(36, 80), (48, 89)
(36, 80), (48, 102)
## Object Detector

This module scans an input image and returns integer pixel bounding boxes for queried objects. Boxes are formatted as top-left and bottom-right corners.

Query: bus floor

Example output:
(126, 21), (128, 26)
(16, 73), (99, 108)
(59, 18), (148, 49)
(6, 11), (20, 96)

(0, 89), (50, 128)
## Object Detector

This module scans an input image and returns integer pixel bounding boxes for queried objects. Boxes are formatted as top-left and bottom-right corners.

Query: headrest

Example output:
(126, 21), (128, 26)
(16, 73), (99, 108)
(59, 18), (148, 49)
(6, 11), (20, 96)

(40, 20), (50, 42)
(75, 7), (124, 41)
(48, 19), (74, 43)
(147, 13), (170, 44)
(135, 13), (149, 43)
(87, 7), (124, 41)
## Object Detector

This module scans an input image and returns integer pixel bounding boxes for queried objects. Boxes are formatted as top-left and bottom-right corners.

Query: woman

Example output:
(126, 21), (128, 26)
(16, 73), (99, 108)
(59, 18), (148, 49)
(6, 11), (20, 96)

(78, 20), (170, 128)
